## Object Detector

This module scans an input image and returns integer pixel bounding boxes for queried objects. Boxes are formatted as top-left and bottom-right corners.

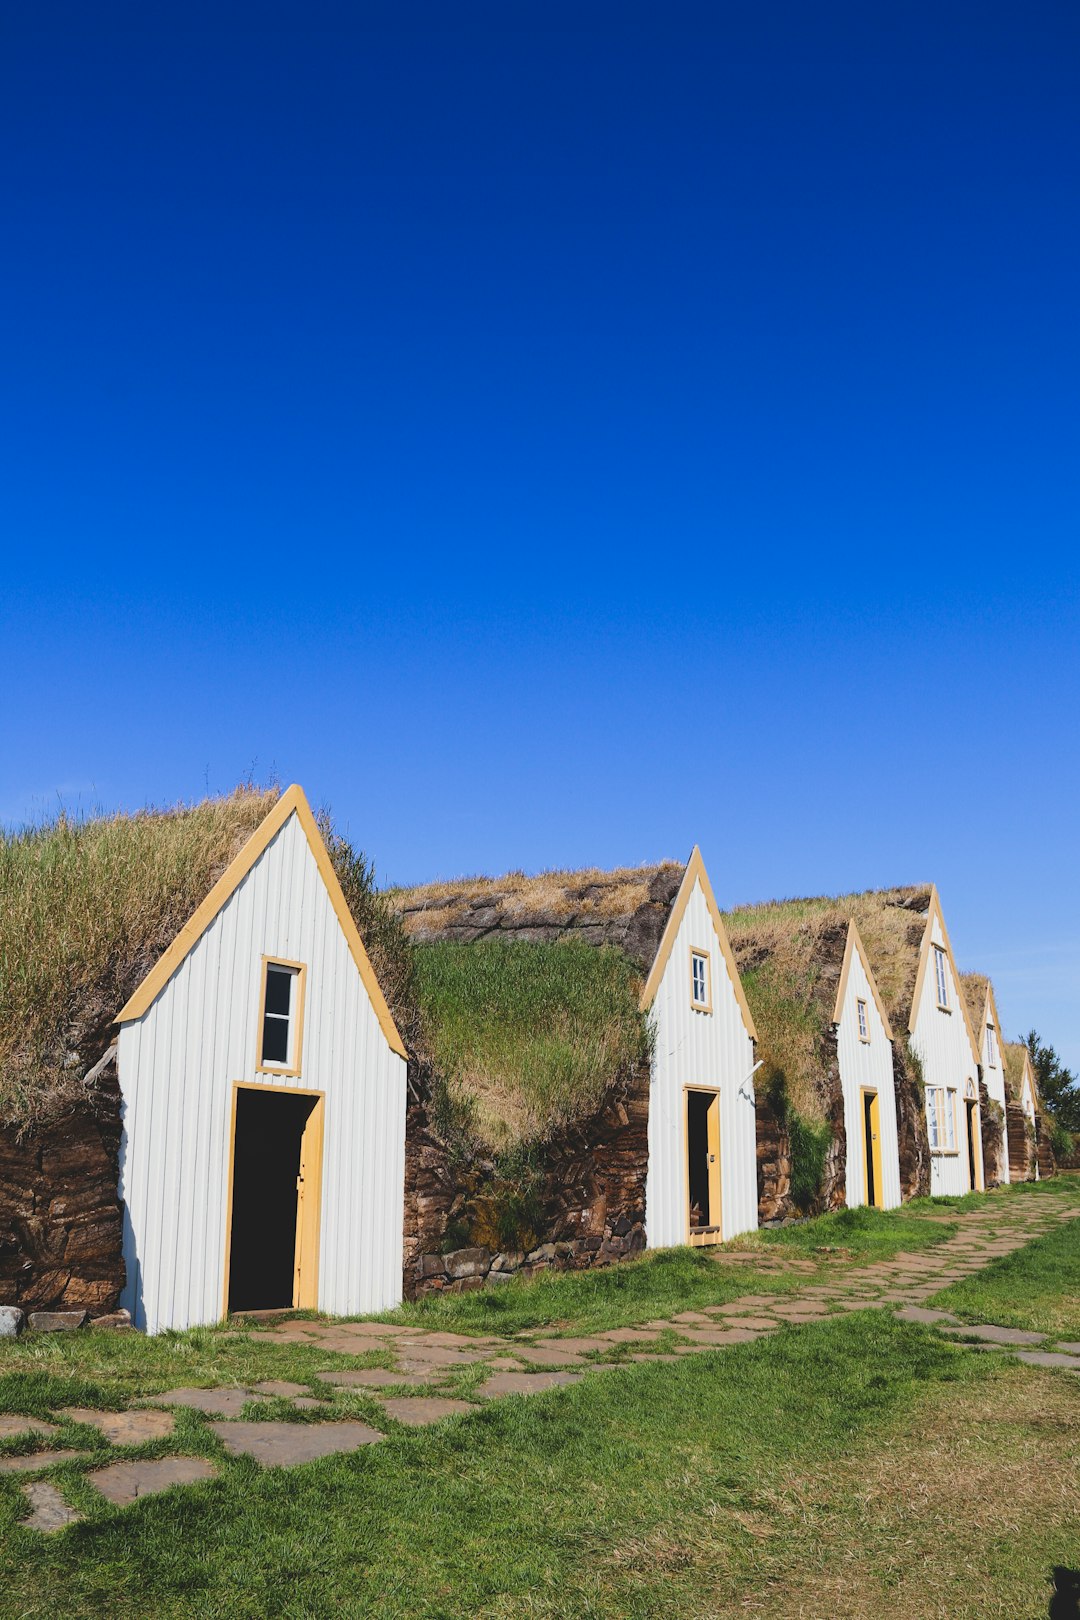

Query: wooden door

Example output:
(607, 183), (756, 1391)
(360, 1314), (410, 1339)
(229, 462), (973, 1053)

(292, 1097), (324, 1309)
(861, 1088), (881, 1208)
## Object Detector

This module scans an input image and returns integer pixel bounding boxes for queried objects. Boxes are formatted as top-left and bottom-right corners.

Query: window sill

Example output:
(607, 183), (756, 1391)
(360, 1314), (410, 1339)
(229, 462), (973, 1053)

(690, 1004), (713, 1015)
(930, 1149), (960, 1158)
(936, 1004), (952, 1014)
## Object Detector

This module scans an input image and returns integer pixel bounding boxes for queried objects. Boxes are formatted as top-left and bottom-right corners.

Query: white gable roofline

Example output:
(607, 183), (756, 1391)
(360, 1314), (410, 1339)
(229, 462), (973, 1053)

(639, 846), (757, 1040)
(115, 784), (407, 1059)
(832, 918), (894, 1040)
(908, 885), (980, 1068)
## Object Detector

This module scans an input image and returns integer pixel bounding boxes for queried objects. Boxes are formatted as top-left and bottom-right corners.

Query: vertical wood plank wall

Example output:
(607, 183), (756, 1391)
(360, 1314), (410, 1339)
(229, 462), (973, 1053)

(646, 878), (758, 1247)
(116, 812), (407, 1333)
(835, 951), (901, 1209)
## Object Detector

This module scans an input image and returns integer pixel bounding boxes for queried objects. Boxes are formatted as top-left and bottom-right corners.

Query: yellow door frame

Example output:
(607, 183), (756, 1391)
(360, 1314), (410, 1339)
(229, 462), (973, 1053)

(964, 1085), (984, 1192)
(683, 1085), (722, 1245)
(859, 1087), (882, 1209)
(222, 1080), (325, 1319)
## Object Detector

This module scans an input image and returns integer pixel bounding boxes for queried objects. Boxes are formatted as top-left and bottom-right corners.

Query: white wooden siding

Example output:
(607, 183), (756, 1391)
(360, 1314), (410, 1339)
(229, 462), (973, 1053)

(646, 878), (758, 1246)
(979, 1017), (1010, 1183)
(910, 914), (980, 1197)
(116, 811), (406, 1333)
(836, 949), (901, 1210)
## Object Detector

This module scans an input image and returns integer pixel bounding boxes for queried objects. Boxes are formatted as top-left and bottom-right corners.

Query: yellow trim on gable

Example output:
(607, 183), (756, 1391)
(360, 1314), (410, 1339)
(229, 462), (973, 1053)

(832, 919), (894, 1040)
(907, 887), (980, 1069)
(115, 784), (407, 1060)
(639, 846), (757, 1041)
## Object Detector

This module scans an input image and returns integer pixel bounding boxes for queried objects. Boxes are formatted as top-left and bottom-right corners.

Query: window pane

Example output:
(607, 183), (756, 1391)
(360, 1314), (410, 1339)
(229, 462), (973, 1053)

(945, 1091), (957, 1149)
(265, 965), (292, 1017)
(262, 1013), (289, 1064)
(927, 1091), (939, 1148)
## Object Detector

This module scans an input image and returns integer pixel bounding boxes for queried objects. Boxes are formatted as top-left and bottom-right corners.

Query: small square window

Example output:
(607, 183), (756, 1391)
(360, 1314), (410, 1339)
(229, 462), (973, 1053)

(857, 998), (869, 1041)
(690, 949), (711, 1011)
(933, 947), (949, 1009)
(258, 959), (305, 1073)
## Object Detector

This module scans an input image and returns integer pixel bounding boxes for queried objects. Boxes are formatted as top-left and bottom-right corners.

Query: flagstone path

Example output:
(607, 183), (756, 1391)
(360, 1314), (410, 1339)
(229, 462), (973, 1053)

(6, 1194), (1078, 1530)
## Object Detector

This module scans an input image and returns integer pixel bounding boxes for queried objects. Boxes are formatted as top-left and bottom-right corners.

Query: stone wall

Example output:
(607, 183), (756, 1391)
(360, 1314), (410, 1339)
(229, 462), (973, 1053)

(1006, 1101), (1037, 1182)
(1035, 1116), (1057, 1179)
(756, 1029), (846, 1224)
(893, 1043), (931, 1201)
(403, 1060), (650, 1298)
(979, 1083), (1008, 1188)
(0, 1057), (125, 1314)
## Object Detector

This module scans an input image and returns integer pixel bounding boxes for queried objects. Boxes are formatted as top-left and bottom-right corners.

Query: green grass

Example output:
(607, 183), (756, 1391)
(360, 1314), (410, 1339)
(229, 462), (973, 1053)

(932, 1213), (1080, 1340)
(1, 1315), (1075, 1619)
(412, 939), (651, 1150)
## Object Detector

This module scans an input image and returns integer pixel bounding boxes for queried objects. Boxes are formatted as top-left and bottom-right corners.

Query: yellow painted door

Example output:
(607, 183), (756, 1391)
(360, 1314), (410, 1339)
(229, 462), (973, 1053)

(292, 1100), (324, 1309)
(862, 1089), (882, 1208)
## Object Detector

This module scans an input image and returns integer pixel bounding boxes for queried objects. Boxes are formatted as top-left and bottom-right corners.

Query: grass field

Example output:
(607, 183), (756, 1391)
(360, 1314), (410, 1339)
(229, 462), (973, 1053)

(1, 1179), (1077, 1618)
(933, 1212), (1080, 1340)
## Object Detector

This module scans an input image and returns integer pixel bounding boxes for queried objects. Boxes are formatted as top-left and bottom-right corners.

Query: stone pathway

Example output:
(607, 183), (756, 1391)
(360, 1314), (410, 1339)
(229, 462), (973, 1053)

(5, 1194), (1077, 1531)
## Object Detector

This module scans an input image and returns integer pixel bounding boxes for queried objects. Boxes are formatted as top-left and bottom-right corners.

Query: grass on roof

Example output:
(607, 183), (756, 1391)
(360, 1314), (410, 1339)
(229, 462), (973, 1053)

(724, 886), (931, 1030)
(412, 939), (652, 1152)
(737, 959), (831, 1127)
(0, 787), (417, 1127)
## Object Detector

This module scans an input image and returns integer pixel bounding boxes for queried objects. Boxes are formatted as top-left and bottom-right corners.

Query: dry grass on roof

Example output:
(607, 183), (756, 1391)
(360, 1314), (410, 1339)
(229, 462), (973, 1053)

(391, 861), (682, 935)
(1003, 1041), (1029, 1101)
(724, 885), (932, 1029)
(0, 785), (282, 1123)
(722, 887), (932, 1126)
(960, 971), (991, 1034)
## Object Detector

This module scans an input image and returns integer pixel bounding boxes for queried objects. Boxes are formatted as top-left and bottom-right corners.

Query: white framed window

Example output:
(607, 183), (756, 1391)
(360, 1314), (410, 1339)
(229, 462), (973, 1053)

(258, 957), (306, 1075)
(986, 1023), (998, 1067)
(690, 948), (712, 1012)
(933, 946), (949, 1009)
(856, 998), (869, 1042)
(927, 1087), (941, 1149)
(944, 1087), (958, 1150)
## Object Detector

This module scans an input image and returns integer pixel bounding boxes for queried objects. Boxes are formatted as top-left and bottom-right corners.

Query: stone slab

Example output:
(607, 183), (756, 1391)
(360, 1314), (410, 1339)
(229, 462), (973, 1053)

(1056, 1342), (1080, 1355)
(597, 1327), (662, 1344)
(376, 1396), (474, 1426)
(252, 1381), (309, 1398)
(27, 1311), (87, 1334)
(146, 1387), (269, 1417)
(211, 1419), (384, 1465)
(390, 1344), (488, 1367)
(60, 1408), (176, 1444)
(511, 1345), (584, 1368)
(0, 1450), (84, 1473)
(675, 1328), (764, 1346)
(712, 1316), (780, 1331)
(941, 1323), (1047, 1346)
(0, 1416), (56, 1439)
(90, 1456), (218, 1505)
(533, 1336), (613, 1355)
(893, 1307), (961, 1326)
(476, 1370), (580, 1398)
(318, 1367), (431, 1389)
(292, 1397), (324, 1410)
(1014, 1351), (1080, 1371)
(21, 1480), (81, 1531)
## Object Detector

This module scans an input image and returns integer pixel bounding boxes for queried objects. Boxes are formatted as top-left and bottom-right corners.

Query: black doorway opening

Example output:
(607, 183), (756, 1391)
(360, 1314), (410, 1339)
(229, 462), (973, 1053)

(228, 1088), (318, 1313)
(687, 1091), (714, 1229)
(966, 1099), (978, 1191)
(863, 1092), (877, 1208)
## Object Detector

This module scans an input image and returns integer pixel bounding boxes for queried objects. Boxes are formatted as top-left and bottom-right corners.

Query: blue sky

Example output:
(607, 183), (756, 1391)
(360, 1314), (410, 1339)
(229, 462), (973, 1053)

(2, 4), (1078, 1066)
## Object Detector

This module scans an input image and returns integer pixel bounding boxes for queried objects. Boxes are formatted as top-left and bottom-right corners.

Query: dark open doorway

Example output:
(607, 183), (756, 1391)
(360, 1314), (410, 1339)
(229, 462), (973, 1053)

(227, 1087), (321, 1314)
(686, 1088), (720, 1240)
(863, 1092), (877, 1208)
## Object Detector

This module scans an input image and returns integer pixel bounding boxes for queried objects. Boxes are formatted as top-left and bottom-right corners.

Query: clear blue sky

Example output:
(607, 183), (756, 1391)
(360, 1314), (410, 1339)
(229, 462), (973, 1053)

(2, 5), (1078, 1067)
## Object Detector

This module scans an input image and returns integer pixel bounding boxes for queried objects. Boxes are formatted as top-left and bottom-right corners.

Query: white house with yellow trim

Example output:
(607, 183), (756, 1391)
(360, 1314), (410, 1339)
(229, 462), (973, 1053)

(833, 921), (902, 1210)
(908, 888), (984, 1196)
(962, 975), (1011, 1185)
(113, 785), (408, 1334)
(640, 849), (760, 1247)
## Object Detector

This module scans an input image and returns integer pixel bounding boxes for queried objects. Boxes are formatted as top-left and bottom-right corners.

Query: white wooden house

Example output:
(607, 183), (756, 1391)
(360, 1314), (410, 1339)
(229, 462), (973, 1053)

(907, 887), (984, 1196)
(114, 785), (408, 1333)
(833, 921), (902, 1210)
(640, 848), (760, 1247)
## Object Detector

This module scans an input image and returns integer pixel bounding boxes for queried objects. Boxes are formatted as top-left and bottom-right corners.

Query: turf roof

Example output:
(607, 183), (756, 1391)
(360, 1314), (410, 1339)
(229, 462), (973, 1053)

(0, 786), (413, 1126)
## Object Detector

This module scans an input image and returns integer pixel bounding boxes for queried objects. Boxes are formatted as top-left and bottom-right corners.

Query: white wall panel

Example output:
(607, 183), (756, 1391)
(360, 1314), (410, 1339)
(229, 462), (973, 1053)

(646, 878), (758, 1246)
(978, 1013), (1010, 1183)
(835, 949), (901, 1210)
(116, 811), (406, 1333)
(911, 914), (981, 1198)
